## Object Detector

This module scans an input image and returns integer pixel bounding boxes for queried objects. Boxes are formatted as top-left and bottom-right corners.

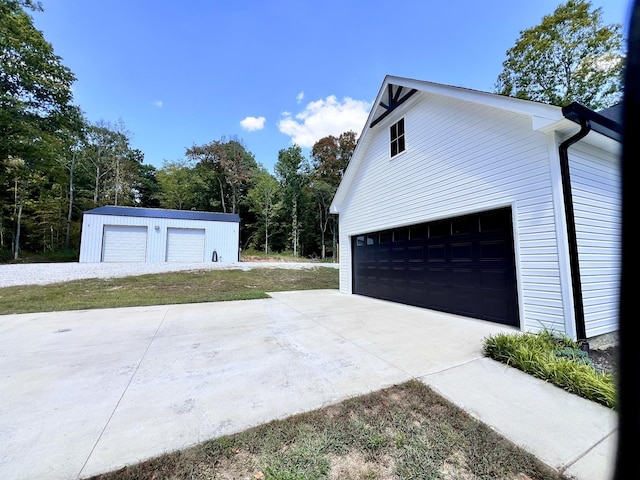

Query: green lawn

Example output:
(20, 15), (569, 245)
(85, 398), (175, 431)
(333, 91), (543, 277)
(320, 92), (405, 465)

(0, 266), (339, 315)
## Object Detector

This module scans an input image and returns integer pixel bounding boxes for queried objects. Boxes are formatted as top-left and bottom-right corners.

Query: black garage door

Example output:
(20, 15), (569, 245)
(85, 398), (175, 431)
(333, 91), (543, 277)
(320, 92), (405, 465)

(352, 207), (519, 327)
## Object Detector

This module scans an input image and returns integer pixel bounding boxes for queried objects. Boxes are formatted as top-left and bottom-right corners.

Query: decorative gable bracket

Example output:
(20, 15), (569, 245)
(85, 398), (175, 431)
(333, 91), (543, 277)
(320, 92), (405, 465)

(370, 84), (418, 128)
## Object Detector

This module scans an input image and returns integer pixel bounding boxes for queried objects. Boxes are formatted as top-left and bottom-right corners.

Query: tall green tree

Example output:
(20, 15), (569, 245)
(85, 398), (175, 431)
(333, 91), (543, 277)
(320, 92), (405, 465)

(134, 163), (160, 207)
(275, 145), (309, 257)
(310, 131), (357, 188)
(1, 0), (82, 257)
(156, 159), (200, 210)
(79, 120), (142, 207)
(4, 156), (28, 259)
(0, 0), (78, 162)
(495, 0), (624, 109)
(310, 131), (356, 260)
(186, 136), (257, 214)
(246, 168), (280, 254)
(309, 179), (334, 260)
(51, 110), (87, 247)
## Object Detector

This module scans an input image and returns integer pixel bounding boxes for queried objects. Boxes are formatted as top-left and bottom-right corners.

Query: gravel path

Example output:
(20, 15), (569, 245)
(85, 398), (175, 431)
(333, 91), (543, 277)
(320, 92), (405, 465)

(0, 261), (338, 288)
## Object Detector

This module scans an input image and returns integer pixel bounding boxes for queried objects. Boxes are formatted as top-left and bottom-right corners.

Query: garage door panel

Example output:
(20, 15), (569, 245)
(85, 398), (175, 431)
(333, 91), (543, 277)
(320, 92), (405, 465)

(452, 268), (473, 287)
(452, 216), (475, 235)
(482, 297), (514, 321)
(392, 247), (405, 261)
(378, 279), (393, 298)
(408, 245), (424, 261)
(166, 228), (205, 262)
(428, 245), (446, 261)
(392, 282), (409, 301)
(430, 220), (449, 237)
(480, 269), (509, 289)
(364, 266), (377, 288)
(451, 242), (473, 261)
(480, 240), (507, 260)
(428, 290), (450, 310)
(407, 267), (423, 283)
(427, 267), (449, 285)
(378, 247), (391, 262)
(452, 292), (477, 317)
(352, 207), (519, 327)
(102, 225), (147, 262)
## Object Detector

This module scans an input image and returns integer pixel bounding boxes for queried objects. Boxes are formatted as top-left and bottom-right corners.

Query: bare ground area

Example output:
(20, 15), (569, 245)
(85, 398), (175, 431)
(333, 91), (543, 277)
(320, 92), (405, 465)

(88, 380), (567, 480)
(588, 345), (619, 377)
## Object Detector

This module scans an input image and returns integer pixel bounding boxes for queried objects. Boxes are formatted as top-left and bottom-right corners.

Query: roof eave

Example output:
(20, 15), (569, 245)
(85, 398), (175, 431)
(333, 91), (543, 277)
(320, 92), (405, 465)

(561, 102), (623, 142)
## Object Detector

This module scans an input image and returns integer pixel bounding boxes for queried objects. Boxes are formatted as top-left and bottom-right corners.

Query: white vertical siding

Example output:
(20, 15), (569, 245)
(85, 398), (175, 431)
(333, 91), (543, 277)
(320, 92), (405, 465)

(339, 92), (565, 335)
(79, 214), (239, 263)
(568, 142), (621, 337)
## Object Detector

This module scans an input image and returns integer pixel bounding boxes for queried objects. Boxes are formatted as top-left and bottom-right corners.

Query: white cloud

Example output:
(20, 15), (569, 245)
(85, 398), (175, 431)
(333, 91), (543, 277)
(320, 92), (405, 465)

(296, 91), (304, 103)
(152, 100), (163, 108)
(240, 116), (266, 131)
(277, 95), (370, 148)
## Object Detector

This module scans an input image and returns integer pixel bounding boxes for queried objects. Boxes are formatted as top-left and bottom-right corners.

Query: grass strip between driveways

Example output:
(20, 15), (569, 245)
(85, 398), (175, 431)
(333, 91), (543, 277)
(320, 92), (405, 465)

(0, 267), (338, 315)
(87, 380), (567, 480)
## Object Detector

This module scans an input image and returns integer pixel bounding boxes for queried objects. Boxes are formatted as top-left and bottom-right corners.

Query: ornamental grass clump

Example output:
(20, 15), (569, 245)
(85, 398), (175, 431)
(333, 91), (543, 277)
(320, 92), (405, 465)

(483, 330), (616, 409)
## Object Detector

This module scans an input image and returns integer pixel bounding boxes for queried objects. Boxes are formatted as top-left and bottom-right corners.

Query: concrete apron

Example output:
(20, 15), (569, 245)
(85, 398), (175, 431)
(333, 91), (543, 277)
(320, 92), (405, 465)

(0, 290), (617, 480)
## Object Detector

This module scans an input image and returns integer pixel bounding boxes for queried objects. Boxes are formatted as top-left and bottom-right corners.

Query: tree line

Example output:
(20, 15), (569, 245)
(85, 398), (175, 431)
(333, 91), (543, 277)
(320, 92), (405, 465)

(0, 0), (356, 261)
(2, 0), (624, 261)
(1, 111), (357, 261)
(157, 131), (357, 260)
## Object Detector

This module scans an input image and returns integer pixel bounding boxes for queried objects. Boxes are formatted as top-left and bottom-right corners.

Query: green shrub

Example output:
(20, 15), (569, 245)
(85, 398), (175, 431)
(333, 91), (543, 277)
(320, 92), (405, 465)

(483, 331), (616, 409)
(554, 346), (593, 368)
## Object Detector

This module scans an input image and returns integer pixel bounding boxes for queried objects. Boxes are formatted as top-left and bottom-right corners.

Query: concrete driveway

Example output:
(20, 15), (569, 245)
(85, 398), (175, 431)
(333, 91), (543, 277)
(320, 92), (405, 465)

(0, 290), (617, 480)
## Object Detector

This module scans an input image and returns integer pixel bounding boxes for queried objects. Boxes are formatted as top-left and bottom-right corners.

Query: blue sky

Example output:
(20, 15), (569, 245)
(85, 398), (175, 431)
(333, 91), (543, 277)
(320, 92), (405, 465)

(32, 0), (632, 173)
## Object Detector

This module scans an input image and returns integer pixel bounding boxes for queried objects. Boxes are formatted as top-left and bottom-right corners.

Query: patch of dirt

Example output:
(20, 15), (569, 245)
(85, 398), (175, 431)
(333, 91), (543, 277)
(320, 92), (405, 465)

(196, 451), (257, 480)
(440, 451), (475, 480)
(328, 451), (395, 480)
(588, 345), (619, 376)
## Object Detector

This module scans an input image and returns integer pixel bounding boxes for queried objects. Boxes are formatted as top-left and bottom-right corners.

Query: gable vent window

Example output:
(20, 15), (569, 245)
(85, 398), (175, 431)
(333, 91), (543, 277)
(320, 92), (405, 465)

(390, 118), (405, 157)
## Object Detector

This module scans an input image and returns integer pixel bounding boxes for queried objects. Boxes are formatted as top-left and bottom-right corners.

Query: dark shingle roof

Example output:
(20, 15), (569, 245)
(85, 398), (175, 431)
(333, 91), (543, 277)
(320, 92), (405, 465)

(598, 103), (623, 125)
(84, 206), (240, 223)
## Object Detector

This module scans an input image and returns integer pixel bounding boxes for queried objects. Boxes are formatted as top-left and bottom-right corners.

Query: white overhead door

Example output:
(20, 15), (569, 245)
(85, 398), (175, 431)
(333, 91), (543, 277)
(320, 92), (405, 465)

(166, 228), (205, 262)
(101, 225), (148, 262)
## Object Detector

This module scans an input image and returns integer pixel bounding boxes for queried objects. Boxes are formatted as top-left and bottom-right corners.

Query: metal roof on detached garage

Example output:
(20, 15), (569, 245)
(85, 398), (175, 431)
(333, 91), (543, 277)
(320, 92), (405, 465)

(84, 206), (240, 223)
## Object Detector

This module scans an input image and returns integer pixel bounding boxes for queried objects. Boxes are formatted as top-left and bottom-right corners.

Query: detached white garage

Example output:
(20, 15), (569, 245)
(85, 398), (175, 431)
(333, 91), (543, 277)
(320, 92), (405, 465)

(79, 206), (240, 264)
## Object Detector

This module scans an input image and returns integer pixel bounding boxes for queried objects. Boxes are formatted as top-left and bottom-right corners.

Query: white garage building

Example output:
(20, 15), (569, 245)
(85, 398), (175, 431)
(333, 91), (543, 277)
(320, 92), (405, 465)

(330, 75), (621, 345)
(79, 206), (240, 263)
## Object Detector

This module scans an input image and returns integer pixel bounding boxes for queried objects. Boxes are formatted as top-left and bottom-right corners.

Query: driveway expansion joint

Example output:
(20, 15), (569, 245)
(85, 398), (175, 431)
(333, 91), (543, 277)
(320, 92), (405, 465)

(77, 307), (170, 478)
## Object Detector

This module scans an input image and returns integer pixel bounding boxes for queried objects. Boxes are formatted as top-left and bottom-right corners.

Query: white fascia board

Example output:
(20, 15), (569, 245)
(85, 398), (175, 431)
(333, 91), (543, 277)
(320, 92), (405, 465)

(385, 76), (563, 120)
(532, 115), (564, 131)
(539, 117), (621, 154)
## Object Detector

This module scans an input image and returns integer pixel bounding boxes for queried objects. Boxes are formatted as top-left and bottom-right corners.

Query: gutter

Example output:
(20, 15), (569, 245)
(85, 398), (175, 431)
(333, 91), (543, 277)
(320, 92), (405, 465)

(558, 117), (591, 349)
(559, 102), (623, 349)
